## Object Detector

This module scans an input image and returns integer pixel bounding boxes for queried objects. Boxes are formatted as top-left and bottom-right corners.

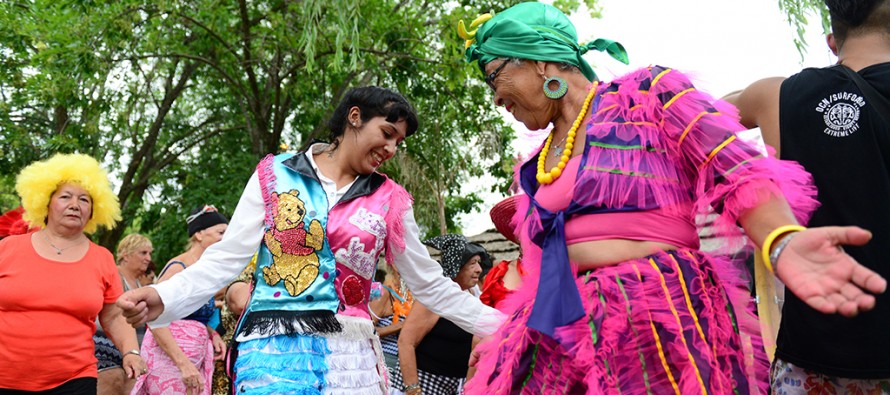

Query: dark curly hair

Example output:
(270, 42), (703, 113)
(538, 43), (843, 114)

(825, 0), (890, 43)
(326, 86), (419, 151)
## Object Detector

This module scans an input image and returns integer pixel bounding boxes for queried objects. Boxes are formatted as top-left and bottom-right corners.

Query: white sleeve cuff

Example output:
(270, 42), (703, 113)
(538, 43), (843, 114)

(472, 308), (507, 336)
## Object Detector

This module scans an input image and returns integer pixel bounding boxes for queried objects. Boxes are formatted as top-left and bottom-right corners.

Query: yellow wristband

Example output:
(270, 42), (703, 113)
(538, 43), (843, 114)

(761, 225), (807, 273)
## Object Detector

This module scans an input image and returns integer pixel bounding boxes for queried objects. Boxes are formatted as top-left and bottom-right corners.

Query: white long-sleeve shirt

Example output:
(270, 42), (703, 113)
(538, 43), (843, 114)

(150, 150), (505, 336)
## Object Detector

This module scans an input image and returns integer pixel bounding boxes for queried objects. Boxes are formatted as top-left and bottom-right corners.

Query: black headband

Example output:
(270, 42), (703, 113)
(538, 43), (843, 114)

(187, 206), (228, 237)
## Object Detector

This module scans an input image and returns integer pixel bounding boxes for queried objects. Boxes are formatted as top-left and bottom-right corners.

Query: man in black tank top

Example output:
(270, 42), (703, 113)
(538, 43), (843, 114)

(728, 0), (890, 391)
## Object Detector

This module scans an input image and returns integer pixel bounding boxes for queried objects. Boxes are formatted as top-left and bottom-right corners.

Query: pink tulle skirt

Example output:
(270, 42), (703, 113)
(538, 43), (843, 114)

(466, 249), (769, 395)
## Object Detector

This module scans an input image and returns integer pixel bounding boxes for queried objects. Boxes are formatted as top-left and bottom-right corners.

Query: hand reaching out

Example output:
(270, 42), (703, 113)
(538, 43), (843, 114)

(776, 226), (887, 317)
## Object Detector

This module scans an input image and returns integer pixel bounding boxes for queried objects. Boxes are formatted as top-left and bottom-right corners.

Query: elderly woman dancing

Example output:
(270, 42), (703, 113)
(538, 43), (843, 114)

(132, 206), (229, 395)
(0, 153), (146, 393)
(458, 3), (886, 394)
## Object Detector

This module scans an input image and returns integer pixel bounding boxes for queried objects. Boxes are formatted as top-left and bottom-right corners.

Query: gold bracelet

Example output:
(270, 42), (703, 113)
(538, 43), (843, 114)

(761, 225), (807, 273)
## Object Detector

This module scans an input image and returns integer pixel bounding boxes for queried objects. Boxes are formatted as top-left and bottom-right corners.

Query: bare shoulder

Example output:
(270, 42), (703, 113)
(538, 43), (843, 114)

(747, 77), (785, 95)
(727, 77), (784, 104)
(726, 77), (786, 129)
(157, 257), (188, 283)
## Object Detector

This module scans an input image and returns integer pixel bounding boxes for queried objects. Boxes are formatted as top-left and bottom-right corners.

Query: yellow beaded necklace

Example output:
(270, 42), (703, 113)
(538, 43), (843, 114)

(536, 82), (598, 185)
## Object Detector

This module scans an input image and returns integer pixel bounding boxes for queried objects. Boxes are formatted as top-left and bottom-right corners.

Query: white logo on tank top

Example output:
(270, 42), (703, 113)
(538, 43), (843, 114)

(816, 91), (866, 137)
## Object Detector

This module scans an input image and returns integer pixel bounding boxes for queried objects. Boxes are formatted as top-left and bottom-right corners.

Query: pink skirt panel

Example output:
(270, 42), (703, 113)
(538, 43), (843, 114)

(466, 249), (769, 395)
(131, 320), (214, 395)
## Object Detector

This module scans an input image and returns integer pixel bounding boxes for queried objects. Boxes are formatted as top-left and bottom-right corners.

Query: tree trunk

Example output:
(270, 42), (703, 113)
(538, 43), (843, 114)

(53, 105), (68, 134)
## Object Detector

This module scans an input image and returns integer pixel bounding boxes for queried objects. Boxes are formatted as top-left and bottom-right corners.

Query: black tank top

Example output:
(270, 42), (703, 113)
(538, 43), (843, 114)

(777, 62), (890, 378)
(415, 316), (473, 378)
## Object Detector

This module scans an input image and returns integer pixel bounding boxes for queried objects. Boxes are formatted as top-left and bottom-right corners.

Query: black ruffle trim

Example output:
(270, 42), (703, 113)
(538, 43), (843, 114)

(236, 309), (342, 338)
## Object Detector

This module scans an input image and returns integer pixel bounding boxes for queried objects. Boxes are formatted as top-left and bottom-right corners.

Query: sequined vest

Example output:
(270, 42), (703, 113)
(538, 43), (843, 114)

(237, 153), (411, 338)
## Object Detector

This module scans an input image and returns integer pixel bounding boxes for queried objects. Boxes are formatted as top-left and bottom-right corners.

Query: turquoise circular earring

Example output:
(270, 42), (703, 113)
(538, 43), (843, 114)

(543, 76), (568, 99)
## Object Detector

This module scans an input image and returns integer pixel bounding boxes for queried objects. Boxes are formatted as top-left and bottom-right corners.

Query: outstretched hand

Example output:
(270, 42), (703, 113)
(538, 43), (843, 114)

(776, 226), (887, 317)
(115, 287), (164, 327)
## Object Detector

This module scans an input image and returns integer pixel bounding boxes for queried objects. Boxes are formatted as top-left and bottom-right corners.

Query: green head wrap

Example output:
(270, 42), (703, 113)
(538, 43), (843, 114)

(460, 2), (629, 82)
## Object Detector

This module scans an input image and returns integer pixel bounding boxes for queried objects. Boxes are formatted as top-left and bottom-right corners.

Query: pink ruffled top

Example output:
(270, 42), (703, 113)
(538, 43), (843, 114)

(514, 66), (819, 338)
(534, 155), (699, 249)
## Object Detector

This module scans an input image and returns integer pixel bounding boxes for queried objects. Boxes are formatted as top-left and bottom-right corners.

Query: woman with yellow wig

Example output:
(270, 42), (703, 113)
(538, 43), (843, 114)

(0, 153), (147, 393)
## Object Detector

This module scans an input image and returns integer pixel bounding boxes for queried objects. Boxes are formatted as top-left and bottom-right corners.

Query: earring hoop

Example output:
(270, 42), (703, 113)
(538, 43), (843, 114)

(543, 76), (568, 99)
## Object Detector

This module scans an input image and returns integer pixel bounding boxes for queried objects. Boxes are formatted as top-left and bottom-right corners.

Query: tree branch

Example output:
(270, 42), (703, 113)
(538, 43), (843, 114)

(116, 53), (248, 100)
(174, 12), (242, 63)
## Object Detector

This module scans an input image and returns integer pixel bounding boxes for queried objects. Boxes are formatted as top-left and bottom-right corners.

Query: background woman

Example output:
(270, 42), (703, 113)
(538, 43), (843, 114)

(392, 234), (488, 395)
(117, 234), (154, 296)
(96, 233), (154, 394)
(0, 153), (146, 393)
(459, 3), (886, 394)
(117, 233), (154, 349)
(369, 263), (414, 373)
(132, 205), (228, 395)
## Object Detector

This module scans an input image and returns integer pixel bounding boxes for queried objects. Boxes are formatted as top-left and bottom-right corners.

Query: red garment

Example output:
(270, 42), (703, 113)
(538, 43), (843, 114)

(0, 234), (122, 391)
(273, 227), (315, 256)
(480, 258), (523, 310)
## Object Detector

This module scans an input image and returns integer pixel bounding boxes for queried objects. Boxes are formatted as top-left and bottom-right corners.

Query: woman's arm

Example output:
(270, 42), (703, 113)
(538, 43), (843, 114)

(371, 291), (404, 336)
(739, 196), (885, 316)
(657, 68), (886, 317)
(393, 209), (505, 336)
(376, 319), (404, 338)
(368, 289), (390, 326)
(99, 303), (145, 379)
(397, 302), (439, 394)
(465, 335), (483, 381)
(151, 263), (216, 386)
(208, 325), (226, 361)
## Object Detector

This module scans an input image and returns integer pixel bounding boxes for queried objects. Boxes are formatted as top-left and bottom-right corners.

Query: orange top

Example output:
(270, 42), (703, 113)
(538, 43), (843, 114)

(0, 234), (122, 391)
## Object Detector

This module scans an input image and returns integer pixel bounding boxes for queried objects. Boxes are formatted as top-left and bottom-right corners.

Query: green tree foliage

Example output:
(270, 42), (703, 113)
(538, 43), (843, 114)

(4, 0), (601, 260)
(778, 0), (830, 59)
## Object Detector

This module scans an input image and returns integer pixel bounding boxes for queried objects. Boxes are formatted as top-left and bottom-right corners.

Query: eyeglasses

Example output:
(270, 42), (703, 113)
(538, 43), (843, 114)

(186, 205), (219, 224)
(484, 59), (510, 91)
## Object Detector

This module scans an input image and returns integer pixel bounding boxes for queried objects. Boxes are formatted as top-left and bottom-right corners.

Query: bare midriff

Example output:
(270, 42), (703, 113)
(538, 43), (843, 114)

(569, 239), (680, 272)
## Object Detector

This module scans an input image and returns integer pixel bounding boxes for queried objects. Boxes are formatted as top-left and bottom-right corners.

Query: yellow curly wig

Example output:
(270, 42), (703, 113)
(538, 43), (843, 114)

(15, 153), (121, 234)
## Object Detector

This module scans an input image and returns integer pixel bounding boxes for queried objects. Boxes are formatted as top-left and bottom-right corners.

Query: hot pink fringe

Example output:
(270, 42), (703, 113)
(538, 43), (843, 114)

(383, 180), (413, 264)
(257, 154), (277, 228)
(574, 67), (818, 252)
